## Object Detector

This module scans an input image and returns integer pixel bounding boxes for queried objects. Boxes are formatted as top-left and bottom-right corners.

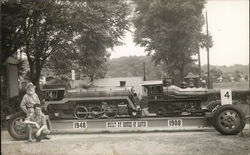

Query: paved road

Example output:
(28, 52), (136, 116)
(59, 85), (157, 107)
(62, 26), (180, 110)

(1, 130), (250, 155)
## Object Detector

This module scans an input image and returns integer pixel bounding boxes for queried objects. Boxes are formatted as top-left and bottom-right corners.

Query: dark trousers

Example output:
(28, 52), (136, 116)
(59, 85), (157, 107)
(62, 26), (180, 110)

(27, 125), (50, 140)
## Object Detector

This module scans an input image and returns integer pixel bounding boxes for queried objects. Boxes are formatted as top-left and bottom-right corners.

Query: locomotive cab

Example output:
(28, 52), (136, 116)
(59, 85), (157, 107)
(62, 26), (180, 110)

(140, 81), (164, 100)
(42, 88), (65, 101)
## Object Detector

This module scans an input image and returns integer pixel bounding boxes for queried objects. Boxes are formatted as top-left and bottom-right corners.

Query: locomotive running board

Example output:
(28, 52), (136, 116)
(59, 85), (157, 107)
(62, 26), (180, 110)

(50, 117), (214, 134)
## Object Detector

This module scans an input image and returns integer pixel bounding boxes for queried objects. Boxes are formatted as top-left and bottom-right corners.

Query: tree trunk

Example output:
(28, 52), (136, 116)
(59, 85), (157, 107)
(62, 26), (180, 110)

(179, 65), (184, 83)
(90, 75), (94, 83)
(28, 60), (42, 91)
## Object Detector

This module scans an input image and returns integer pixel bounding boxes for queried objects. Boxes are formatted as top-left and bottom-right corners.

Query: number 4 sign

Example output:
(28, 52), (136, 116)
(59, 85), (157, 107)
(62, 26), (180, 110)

(220, 89), (232, 105)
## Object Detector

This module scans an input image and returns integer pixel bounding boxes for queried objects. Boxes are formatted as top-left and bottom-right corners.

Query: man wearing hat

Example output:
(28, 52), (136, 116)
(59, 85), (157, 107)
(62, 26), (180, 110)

(20, 82), (40, 117)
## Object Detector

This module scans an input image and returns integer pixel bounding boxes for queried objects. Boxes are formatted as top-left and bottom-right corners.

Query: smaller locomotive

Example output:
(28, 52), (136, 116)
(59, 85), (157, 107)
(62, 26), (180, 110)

(140, 81), (208, 117)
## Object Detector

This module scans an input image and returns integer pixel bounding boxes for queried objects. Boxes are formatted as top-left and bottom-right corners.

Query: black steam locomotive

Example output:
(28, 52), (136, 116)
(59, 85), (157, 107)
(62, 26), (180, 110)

(42, 86), (141, 119)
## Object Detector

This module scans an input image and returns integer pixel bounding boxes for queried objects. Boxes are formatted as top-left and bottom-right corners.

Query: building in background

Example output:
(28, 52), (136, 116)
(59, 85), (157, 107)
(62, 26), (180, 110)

(93, 77), (143, 93)
(1, 54), (19, 101)
(69, 77), (143, 93)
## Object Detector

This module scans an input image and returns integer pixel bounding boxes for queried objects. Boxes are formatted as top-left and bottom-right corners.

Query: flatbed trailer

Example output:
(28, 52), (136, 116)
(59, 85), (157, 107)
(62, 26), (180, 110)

(7, 106), (247, 141)
(7, 83), (248, 140)
(50, 116), (211, 134)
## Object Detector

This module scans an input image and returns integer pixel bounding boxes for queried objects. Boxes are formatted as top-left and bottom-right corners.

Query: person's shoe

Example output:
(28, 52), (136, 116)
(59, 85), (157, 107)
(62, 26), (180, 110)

(36, 138), (41, 142)
(43, 135), (51, 140)
(27, 139), (32, 143)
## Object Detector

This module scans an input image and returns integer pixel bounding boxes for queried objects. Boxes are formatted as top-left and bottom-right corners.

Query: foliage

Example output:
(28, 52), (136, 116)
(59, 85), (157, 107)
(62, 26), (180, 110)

(107, 56), (249, 86)
(1, 0), (70, 89)
(210, 67), (223, 78)
(107, 55), (201, 85)
(201, 64), (249, 75)
(233, 70), (242, 82)
(213, 81), (249, 91)
(133, 0), (212, 81)
(107, 56), (170, 80)
(46, 0), (131, 82)
(2, 0), (130, 89)
(1, 1), (26, 64)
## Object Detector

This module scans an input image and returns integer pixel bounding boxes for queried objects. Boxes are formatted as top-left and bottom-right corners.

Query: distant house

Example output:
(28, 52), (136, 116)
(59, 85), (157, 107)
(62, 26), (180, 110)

(222, 73), (234, 82)
(1, 54), (19, 100)
(68, 76), (144, 94)
(217, 76), (223, 82)
(93, 77), (143, 93)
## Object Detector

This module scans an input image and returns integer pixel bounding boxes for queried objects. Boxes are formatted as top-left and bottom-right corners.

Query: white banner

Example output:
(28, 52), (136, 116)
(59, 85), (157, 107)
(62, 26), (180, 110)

(168, 119), (183, 127)
(73, 122), (87, 129)
(106, 121), (148, 128)
(220, 89), (232, 105)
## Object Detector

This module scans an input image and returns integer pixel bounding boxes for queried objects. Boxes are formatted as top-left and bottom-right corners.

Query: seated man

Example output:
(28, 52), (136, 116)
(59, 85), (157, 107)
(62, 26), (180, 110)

(24, 104), (51, 142)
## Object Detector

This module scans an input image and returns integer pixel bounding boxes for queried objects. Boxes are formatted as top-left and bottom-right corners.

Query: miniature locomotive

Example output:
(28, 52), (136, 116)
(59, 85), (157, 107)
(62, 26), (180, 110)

(42, 86), (141, 119)
(140, 81), (208, 117)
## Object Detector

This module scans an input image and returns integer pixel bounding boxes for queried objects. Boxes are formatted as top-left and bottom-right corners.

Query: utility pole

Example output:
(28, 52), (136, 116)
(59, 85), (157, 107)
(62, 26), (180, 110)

(206, 11), (210, 89)
(143, 62), (146, 81)
(198, 47), (202, 85)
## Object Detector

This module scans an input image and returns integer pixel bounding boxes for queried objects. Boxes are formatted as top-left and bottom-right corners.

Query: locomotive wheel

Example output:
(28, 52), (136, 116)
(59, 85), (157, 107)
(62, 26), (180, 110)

(106, 111), (118, 119)
(7, 111), (28, 140)
(90, 106), (103, 119)
(104, 103), (118, 119)
(74, 105), (88, 119)
(212, 104), (246, 135)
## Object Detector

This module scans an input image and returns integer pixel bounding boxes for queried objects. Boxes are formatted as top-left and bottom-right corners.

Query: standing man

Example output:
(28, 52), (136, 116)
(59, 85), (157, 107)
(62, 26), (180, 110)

(20, 83), (40, 116)
(24, 104), (51, 142)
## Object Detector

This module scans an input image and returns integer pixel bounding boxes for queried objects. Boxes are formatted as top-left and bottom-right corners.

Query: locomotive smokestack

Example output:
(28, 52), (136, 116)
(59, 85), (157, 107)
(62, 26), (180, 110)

(120, 81), (126, 87)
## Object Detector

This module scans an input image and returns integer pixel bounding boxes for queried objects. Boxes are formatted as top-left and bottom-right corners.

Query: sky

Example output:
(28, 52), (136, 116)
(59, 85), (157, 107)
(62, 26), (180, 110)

(110, 0), (249, 66)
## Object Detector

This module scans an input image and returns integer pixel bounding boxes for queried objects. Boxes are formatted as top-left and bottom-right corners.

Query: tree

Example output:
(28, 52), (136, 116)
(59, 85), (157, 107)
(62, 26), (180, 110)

(2, 0), (72, 89)
(133, 0), (212, 82)
(233, 70), (242, 82)
(2, 0), (130, 89)
(106, 56), (167, 80)
(1, 1), (26, 64)
(17, 58), (28, 79)
(47, 0), (130, 82)
(210, 68), (222, 78)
